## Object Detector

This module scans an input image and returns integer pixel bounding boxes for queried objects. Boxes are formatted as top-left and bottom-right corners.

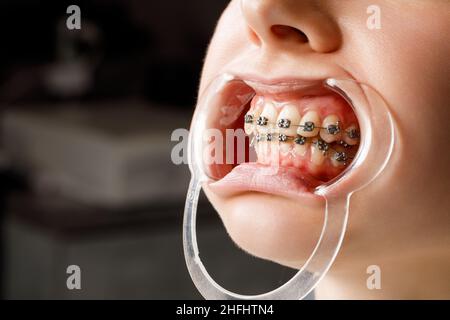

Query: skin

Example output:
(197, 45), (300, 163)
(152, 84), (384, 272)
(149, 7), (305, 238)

(197, 0), (450, 299)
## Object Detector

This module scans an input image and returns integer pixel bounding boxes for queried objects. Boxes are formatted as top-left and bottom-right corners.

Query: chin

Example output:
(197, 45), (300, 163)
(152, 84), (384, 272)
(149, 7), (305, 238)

(205, 187), (326, 268)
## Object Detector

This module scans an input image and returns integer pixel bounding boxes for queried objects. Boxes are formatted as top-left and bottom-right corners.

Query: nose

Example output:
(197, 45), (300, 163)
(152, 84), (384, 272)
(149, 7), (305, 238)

(240, 0), (341, 53)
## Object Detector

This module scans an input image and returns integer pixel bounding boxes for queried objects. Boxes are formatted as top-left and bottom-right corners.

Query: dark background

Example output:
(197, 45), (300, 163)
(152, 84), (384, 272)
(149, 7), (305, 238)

(0, 0), (296, 299)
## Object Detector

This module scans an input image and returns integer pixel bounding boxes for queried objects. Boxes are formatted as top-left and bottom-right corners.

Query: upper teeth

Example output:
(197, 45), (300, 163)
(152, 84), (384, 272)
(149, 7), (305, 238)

(245, 107), (357, 142)
(326, 124), (340, 135)
(298, 111), (320, 137)
(257, 116), (268, 126)
(302, 121), (316, 132)
(348, 128), (359, 139)
(256, 102), (277, 133)
(277, 118), (291, 129)
(244, 102), (263, 135)
(343, 124), (360, 145)
(276, 104), (300, 136)
(320, 114), (342, 143)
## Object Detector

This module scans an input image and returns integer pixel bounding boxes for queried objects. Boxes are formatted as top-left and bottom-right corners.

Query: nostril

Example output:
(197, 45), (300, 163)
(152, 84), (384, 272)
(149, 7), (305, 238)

(271, 25), (308, 43)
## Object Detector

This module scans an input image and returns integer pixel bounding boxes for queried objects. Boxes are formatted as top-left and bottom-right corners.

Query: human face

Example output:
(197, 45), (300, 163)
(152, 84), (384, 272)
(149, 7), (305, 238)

(197, 0), (450, 270)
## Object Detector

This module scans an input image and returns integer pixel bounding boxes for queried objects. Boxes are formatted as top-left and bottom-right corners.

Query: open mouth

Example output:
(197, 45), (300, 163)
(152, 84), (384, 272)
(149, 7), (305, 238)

(202, 76), (361, 199)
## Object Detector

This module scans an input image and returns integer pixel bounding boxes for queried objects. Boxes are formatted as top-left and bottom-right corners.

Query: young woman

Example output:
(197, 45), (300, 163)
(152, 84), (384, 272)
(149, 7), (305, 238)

(194, 0), (450, 299)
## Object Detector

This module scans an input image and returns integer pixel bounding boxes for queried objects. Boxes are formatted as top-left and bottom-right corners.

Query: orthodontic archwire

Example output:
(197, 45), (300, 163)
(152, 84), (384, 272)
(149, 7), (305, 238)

(245, 114), (360, 139)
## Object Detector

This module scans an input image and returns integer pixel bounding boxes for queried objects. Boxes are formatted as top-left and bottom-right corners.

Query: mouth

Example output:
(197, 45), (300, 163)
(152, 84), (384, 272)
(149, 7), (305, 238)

(202, 75), (361, 199)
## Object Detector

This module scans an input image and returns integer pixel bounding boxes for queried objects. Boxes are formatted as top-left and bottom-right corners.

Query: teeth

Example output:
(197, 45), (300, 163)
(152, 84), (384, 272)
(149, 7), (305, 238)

(320, 114), (342, 143)
(244, 114), (254, 135)
(331, 151), (347, 167)
(278, 134), (290, 156)
(290, 134), (306, 157)
(248, 99), (360, 171)
(244, 104), (263, 135)
(344, 124), (360, 145)
(276, 105), (300, 136)
(257, 102), (278, 134)
(293, 141), (309, 157)
(316, 139), (329, 152)
(310, 138), (326, 165)
(298, 111), (320, 137)
(279, 141), (292, 154)
(331, 156), (345, 167)
(278, 134), (288, 142)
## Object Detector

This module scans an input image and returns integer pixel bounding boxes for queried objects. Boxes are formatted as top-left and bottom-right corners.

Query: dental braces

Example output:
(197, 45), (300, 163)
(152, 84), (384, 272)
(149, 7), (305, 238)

(245, 114), (359, 139)
(251, 132), (355, 163)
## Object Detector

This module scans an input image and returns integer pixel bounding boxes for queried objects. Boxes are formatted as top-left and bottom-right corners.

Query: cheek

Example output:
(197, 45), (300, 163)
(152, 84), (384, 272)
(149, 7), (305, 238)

(205, 189), (325, 266)
(199, 0), (248, 94)
(337, 2), (450, 123)
(339, 7), (450, 210)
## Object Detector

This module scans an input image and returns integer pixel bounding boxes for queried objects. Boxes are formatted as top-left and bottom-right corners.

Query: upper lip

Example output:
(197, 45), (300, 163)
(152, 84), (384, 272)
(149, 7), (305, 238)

(243, 78), (331, 98)
(223, 64), (354, 99)
(217, 51), (354, 89)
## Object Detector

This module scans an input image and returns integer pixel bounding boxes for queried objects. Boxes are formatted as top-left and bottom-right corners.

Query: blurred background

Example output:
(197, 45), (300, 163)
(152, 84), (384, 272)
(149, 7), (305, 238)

(0, 0), (297, 299)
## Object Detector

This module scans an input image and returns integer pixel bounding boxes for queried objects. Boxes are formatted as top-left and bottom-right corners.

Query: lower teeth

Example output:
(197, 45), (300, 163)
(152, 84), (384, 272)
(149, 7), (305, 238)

(249, 132), (354, 165)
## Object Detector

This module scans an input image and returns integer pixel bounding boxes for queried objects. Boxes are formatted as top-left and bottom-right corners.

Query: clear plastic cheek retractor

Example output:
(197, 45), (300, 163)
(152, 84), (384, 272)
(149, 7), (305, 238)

(183, 74), (395, 300)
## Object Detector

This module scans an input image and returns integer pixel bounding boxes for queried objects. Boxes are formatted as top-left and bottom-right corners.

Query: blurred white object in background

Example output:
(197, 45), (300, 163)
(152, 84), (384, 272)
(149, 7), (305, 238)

(2, 100), (190, 208)
(44, 18), (101, 98)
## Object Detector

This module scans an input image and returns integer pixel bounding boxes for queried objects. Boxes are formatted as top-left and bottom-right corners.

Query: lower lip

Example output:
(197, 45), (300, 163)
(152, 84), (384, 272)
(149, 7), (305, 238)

(208, 162), (324, 204)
